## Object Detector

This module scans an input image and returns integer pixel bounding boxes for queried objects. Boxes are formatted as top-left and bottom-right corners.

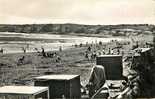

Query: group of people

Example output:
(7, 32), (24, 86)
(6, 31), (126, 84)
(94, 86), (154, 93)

(82, 41), (154, 98)
(17, 46), (63, 66)
(36, 47), (62, 63)
(15, 39), (154, 98)
(84, 42), (122, 61)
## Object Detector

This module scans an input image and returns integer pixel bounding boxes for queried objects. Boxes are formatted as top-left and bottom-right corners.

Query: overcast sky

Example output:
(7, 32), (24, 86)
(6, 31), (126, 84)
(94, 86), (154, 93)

(0, 0), (155, 25)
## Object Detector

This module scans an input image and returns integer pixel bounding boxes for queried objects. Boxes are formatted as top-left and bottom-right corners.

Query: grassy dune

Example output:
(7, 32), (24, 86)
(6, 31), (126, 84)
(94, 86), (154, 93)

(0, 47), (94, 86)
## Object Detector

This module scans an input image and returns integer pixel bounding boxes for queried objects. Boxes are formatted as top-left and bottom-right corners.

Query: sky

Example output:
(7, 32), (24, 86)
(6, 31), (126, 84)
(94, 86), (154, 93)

(0, 0), (155, 25)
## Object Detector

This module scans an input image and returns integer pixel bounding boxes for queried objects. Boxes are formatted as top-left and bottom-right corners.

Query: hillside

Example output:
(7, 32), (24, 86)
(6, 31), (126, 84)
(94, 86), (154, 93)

(0, 24), (154, 36)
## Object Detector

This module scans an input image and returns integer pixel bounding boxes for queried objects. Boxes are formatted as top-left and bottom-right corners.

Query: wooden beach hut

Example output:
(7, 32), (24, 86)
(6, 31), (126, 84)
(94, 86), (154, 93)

(96, 55), (123, 80)
(34, 74), (81, 99)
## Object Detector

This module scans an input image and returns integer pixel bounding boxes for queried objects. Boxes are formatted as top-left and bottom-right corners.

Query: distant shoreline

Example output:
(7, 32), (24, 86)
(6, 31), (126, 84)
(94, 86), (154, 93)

(0, 24), (154, 37)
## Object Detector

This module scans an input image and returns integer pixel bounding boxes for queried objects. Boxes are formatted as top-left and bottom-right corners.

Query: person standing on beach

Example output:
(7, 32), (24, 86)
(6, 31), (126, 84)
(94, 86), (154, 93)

(41, 47), (46, 57)
(59, 46), (62, 52)
(22, 47), (26, 53)
(117, 48), (120, 55)
(108, 48), (111, 54)
(0, 48), (4, 54)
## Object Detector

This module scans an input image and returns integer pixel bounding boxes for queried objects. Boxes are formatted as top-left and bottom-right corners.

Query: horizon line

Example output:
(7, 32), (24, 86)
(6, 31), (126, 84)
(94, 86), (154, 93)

(0, 23), (154, 26)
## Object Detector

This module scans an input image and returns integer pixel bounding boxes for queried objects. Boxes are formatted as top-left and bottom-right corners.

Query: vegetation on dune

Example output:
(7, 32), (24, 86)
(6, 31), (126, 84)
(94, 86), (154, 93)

(0, 24), (154, 36)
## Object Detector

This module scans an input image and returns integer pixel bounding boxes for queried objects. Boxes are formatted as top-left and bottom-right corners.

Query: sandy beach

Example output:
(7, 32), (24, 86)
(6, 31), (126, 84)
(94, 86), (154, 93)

(0, 46), (94, 86)
(0, 33), (153, 87)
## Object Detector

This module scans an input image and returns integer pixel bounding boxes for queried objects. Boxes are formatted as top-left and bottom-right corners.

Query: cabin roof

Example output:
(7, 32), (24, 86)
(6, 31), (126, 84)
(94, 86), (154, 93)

(97, 55), (122, 57)
(34, 74), (79, 80)
(0, 86), (48, 95)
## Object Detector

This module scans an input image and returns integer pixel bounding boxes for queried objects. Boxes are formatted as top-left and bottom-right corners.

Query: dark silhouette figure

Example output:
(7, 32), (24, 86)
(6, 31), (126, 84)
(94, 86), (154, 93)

(0, 48), (4, 54)
(41, 47), (46, 57)
(17, 56), (25, 65)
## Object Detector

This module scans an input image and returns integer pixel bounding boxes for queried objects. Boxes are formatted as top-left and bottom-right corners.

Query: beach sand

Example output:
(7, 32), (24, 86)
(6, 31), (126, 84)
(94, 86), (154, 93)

(0, 47), (94, 86)
(0, 34), (153, 87)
